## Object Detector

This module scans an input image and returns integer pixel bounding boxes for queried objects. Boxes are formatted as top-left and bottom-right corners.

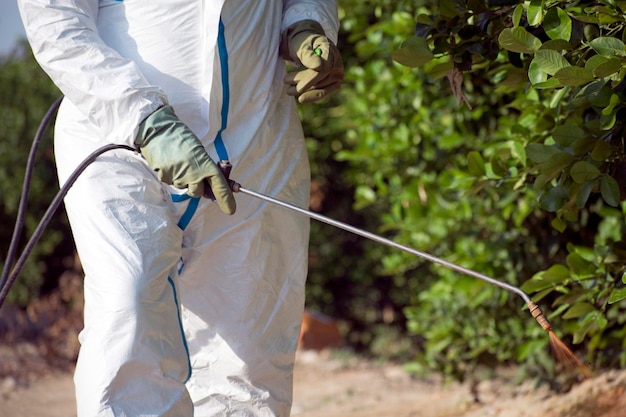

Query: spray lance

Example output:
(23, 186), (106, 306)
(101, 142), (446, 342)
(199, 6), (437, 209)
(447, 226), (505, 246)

(216, 161), (588, 376)
(1, 98), (588, 376)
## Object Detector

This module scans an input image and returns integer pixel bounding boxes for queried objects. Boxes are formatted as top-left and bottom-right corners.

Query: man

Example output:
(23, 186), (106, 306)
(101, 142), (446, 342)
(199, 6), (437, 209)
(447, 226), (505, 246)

(18, 1), (343, 416)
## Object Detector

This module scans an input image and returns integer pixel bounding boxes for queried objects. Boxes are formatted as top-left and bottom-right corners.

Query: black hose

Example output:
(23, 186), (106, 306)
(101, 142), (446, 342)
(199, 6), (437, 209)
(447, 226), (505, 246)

(0, 97), (135, 308)
(0, 96), (63, 303)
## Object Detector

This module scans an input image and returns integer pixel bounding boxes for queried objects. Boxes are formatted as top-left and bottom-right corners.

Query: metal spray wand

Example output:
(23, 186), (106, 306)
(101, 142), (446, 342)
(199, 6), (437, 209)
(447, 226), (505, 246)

(225, 178), (551, 332)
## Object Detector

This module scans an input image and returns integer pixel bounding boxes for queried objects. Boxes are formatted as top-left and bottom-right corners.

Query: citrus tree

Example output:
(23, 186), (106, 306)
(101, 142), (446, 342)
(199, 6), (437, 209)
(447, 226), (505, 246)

(304, 0), (625, 385)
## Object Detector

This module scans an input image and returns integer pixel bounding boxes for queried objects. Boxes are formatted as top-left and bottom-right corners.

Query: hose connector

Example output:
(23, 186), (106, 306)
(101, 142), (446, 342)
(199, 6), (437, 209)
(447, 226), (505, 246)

(528, 301), (552, 332)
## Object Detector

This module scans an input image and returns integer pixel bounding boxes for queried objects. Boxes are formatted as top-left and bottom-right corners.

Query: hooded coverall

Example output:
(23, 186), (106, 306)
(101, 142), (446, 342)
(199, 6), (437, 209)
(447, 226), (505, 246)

(18, 0), (339, 415)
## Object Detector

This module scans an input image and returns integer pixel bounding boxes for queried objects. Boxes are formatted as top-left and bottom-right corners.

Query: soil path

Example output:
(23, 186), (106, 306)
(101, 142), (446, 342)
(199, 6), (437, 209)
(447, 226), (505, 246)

(2, 350), (626, 417)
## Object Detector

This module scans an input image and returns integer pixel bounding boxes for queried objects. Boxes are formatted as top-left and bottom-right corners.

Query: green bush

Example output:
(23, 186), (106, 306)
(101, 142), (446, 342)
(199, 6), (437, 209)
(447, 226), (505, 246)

(304, 0), (625, 385)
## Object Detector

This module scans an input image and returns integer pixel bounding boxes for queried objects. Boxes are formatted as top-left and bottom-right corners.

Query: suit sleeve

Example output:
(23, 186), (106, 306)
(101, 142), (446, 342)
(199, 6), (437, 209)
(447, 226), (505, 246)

(18, 0), (167, 146)
(282, 0), (340, 44)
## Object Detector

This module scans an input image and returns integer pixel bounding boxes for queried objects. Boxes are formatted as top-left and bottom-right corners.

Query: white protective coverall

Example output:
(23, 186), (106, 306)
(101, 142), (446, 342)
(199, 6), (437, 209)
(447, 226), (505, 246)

(18, 0), (339, 416)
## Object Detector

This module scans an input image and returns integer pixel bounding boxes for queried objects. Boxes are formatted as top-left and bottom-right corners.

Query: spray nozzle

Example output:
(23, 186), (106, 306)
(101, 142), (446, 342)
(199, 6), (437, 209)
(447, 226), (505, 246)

(528, 301), (552, 332)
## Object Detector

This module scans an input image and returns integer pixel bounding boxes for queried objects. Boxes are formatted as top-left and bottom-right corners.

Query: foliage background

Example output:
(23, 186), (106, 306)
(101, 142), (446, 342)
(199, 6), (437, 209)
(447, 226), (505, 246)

(1, 0), (625, 388)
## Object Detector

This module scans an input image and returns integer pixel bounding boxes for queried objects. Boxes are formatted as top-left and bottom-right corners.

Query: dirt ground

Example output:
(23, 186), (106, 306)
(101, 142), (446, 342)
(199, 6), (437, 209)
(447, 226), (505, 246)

(1, 347), (626, 417)
(2, 274), (626, 417)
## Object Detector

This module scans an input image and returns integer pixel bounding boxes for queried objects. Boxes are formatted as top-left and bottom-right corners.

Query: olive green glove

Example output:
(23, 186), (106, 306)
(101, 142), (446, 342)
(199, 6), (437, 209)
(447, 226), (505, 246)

(135, 105), (236, 215)
(280, 20), (344, 104)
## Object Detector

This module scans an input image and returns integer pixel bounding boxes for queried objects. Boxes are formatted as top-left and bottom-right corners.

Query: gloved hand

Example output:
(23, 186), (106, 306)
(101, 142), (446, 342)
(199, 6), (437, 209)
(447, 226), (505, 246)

(280, 20), (344, 104)
(135, 105), (236, 215)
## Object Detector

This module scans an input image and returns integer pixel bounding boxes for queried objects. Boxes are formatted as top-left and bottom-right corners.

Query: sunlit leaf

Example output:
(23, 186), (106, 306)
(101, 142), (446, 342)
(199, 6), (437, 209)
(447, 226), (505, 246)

(608, 287), (626, 304)
(554, 66), (595, 86)
(533, 49), (570, 75)
(590, 37), (626, 57)
(551, 216), (567, 232)
(392, 37), (434, 67)
(544, 7), (572, 41)
(528, 59), (548, 84)
(532, 78), (562, 89)
(521, 264), (571, 293)
(498, 27), (542, 54)
(512, 4), (524, 27)
(527, 0), (545, 26)
(585, 55), (610, 71)
(425, 58), (454, 79)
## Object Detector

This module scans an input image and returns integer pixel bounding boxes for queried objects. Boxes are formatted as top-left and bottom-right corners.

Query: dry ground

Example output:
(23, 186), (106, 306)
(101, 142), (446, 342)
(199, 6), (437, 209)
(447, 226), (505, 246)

(2, 275), (626, 417)
(2, 348), (626, 417)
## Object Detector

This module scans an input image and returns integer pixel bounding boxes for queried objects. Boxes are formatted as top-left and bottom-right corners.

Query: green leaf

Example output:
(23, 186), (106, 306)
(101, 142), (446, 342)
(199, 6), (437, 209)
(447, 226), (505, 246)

(563, 302), (596, 319)
(521, 264), (571, 293)
(573, 311), (607, 344)
(554, 66), (595, 86)
(600, 111), (617, 130)
(551, 216), (567, 232)
(570, 161), (601, 183)
(512, 4), (524, 27)
(608, 287), (626, 304)
(590, 140), (614, 161)
(593, 57), (622, 78)
(439, 0), (465, 18)
(540, 152), (576, 179)
(467, 151), (486, 176)
(576, 181), (595, 208)
(532, 78), (562, 89)
(528, 59), (548, 84)
(498, 27), (542, 54)
(566, 252), (597, 277)
(553, 288), (591, 307)
(579, 81), (613, 107)
(527, 0), (545, 26)
(544, 7), (572, 41)
(425, 58), (454, 79)
(510, 140), (527, 166)
(533, 49), (570, 75)
(600, 175), (620, 207)
(540, 39), (573, 51)
(552, 125), (586, 147)
(539, 185), (569, 212)
(549, 84), (569, 108)
(355, 185), (377, 206)
(601, 93), (621, 116)
(590, 37), (626, 57)
(526, 143), (561, 163)
(572, 136), (596, 156)
(392, 37), (434, 68)
(585, 55), (610, 72)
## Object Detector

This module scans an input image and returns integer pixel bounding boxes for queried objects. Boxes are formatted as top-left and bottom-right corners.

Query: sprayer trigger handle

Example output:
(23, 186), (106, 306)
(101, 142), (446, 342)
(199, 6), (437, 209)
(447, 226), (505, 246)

(204, 160), (241, 200)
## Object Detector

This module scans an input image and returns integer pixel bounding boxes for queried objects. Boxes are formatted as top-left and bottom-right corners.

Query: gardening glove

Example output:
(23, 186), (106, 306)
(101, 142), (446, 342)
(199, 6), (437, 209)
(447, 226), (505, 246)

(135, 105), (236, 215)
(280, 20), (344, 104)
